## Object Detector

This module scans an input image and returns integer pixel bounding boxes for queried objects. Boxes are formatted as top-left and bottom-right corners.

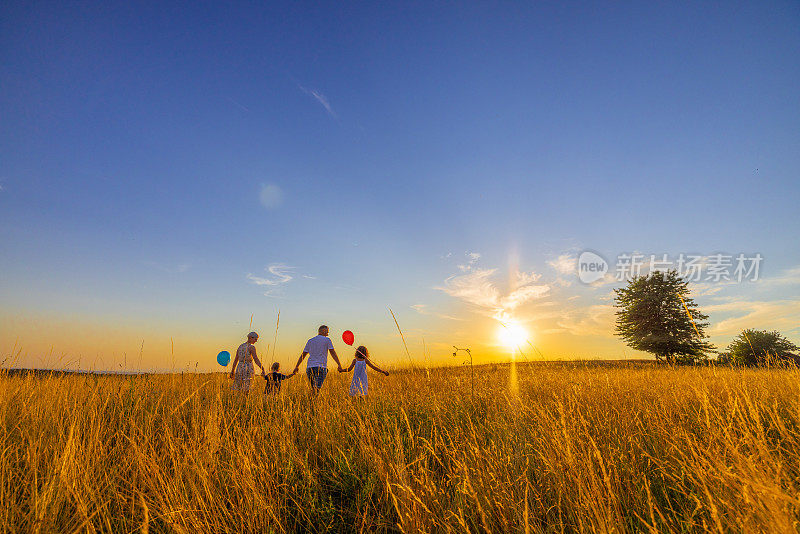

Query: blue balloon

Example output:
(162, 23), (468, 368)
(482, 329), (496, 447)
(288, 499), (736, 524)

(217, 351), (231, 366)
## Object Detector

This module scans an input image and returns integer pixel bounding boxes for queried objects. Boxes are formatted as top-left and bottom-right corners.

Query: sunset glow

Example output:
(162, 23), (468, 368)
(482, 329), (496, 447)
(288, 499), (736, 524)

(0, 2), (797, 372)
(498, 321), (529, 353)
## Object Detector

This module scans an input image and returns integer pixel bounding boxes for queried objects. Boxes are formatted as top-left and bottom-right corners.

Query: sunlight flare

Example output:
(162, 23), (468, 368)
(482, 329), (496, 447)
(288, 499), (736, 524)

(498, 320), (529, 352)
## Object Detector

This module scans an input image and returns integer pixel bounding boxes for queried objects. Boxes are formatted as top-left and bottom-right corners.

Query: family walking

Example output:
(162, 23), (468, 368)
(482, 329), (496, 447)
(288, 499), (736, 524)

(229, 325), (389, 395)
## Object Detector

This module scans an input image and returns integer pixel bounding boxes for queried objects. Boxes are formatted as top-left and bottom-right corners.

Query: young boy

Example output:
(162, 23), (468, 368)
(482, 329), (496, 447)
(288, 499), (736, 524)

(264, 362), (296, 394)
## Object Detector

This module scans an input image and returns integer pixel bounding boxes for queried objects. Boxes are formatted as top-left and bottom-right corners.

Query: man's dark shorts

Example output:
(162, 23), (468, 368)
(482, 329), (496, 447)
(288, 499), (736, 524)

(306, 367), (328, 389)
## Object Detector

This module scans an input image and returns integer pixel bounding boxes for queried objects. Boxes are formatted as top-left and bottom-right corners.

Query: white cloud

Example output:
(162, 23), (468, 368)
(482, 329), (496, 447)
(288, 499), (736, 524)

(144, 261), (190, 274)
(554, 277), (573, 287)
(436, 260), (550, 322)
(457, 251), (482, 272)
(548, 254), (578, 287)
(411, 303), (463, 321)
(548, 254), (576, 275)
(692, 278), (750, 297)
(299, 86), (336, 117)
(756, 266), (800, 287)
(438, 268), (501, 309)
(552, 304), (616, 337)
(589, 272), (618, 288)
(500, 271), (550, 312)
(673, 264), (800, 298)
(705, 299), (800, 337)
(259, 184), (284, 209)
(247, 263), (294, 296)
(227, 96), (250, 112)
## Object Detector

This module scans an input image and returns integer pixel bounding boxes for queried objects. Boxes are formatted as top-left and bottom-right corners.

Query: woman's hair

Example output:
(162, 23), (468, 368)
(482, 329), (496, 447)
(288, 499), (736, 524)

(271, 362), (280, 371)
(355, 345), (369, 360)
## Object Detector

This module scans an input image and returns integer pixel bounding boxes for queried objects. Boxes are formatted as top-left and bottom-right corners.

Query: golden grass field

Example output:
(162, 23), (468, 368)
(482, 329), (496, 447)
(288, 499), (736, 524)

(1, 361), (799, 533)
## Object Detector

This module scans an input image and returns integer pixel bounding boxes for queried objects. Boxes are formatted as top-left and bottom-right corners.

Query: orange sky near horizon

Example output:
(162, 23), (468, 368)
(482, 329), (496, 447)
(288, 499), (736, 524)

(1, 304), (635, 373)
(3, 256), (800, 373)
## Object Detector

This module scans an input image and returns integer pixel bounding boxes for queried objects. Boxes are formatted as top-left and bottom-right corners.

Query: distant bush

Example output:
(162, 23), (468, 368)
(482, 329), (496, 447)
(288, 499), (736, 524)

(727, 329), (799, 366)
(715, 352), (732, 365)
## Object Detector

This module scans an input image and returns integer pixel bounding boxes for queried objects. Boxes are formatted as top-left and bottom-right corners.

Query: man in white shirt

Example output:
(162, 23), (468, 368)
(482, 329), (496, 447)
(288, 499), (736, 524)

(293, 325), (343, 392)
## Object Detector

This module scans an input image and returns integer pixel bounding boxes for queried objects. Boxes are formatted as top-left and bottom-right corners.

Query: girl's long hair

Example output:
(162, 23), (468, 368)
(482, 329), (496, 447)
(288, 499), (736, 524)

(355, 345), (369, 360)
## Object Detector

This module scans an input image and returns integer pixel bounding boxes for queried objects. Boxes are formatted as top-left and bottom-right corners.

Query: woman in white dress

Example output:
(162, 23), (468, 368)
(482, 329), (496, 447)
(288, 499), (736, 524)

(230, 332), (266, 392)
(341, 345), (389, 396)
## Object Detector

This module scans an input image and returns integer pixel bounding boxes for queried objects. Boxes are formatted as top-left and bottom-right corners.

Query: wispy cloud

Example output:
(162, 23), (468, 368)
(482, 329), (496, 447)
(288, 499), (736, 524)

(438, 269), (502, 310)
(502, 271), (551, 312)
(299, 85), (336, 118)
(551, 304), (616, 336)
(436, 254), (550, 322)
(547, 253), (577, 287)
(247, 263), (294, 296)
(226, 96), (250, 112)
(756, 266), (800, 287)
(705, 299), (800, 337)
(548, 254), (576, 275)
(144, 261), (190, 274)
(410, 304), (464, 321)
(589, 272), (618, 288)
(259, 183), (284, 210)
(693, 280), (738, 297)
(458, 252), (481, 272)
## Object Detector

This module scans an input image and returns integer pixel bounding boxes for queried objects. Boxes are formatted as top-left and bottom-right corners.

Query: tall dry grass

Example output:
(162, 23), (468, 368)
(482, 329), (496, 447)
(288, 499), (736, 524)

(1, 362), (799, 533)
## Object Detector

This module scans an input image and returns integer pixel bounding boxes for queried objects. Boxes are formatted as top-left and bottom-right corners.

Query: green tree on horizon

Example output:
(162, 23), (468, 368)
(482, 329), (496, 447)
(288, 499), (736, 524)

(614, 270), (714, 364)
(726, 329), (799, 366)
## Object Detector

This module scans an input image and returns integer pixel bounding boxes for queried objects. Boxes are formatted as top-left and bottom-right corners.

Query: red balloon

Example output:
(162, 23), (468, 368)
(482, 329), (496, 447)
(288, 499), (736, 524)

(342, 330), (355, 346)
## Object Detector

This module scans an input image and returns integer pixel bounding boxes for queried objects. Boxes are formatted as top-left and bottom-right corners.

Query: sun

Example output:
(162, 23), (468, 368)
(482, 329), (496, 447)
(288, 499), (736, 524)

(497, 321), (529, 351)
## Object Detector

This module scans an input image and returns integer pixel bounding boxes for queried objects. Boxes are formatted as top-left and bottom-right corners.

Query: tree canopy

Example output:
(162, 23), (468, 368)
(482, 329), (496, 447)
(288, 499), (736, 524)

(614, 270), (714, 363)
(725, 329), (799, 366)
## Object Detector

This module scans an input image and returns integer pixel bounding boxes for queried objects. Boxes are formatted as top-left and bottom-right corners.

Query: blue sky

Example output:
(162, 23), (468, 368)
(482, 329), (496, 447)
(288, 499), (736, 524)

(1, 2), (799, 370)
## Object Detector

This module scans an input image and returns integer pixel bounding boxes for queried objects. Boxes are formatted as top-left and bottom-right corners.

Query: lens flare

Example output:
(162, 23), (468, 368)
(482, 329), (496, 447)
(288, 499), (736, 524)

(498, 321), (529, 352)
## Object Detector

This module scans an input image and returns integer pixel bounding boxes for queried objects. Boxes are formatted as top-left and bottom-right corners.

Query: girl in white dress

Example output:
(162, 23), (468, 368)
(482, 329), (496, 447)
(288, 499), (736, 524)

(341, 345), (389, 396)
